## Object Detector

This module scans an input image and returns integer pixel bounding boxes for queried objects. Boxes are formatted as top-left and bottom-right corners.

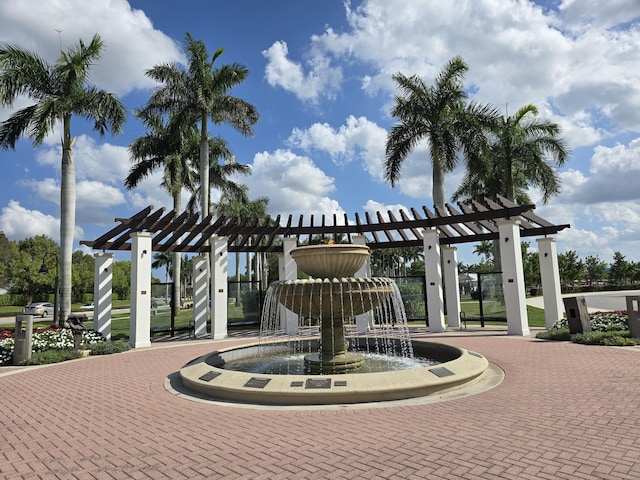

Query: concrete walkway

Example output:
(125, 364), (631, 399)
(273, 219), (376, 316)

(1, 328), (640, 479)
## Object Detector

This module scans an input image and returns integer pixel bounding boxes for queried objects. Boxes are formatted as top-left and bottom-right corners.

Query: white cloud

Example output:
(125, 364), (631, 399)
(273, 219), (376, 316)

(0, 0), (183, 96)
(245, 149), (341, 217)
(262, 40), (343, 104)
(0, 200), (82, 241)
(287, 115), (387, 179)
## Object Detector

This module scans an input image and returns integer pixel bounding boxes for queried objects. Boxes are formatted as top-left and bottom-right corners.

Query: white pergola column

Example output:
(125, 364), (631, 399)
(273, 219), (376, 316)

(192, 255), (208, 337)
(498, 220), (530, 336)
(353, 235), (373, 332)
(537, 237), (564, 329)
(93, 253), (113, 341)
(210, 236), (228, 340)
(130, 232), (152, 348)
(423, 229), (445, 333)
(280, 237), (299, 335)
(442, 246), (461, 328)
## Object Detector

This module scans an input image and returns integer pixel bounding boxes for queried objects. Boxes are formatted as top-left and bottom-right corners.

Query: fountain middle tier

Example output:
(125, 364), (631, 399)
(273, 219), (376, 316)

(262, 276), (413, 374)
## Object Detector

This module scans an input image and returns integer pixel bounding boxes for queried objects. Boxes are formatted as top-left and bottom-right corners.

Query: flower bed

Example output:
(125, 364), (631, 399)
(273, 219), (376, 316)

(537, 311), (639, 346)
(0, 327), (105, 365)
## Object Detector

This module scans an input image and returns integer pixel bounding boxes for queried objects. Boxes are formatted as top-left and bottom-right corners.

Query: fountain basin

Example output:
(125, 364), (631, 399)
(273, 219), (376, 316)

(290, 244), (370, 278)
(180, 339), (489, 405)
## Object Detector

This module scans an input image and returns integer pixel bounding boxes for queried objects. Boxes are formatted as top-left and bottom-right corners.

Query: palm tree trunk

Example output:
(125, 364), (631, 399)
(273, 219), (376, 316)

(432, 159), (447, 210)
(59, 146), (75, 327)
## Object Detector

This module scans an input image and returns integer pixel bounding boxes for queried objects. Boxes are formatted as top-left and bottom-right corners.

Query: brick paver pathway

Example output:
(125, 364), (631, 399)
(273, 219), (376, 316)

(1, 330), (639, 479)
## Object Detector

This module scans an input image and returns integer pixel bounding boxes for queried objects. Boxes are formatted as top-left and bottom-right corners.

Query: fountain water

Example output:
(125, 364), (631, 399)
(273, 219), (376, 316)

(179, 243), (492, 405)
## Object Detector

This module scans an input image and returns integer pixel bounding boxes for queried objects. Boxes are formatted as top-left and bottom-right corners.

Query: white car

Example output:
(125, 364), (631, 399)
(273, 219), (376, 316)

(22, 302), (55, 317)
(79, 303), (94, 310)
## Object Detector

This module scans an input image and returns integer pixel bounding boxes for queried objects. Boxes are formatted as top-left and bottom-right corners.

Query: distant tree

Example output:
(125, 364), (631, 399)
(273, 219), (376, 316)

(558, 250), (584, 286)
(585, 255), (607, 286)
(71, 251), (95, 302)
(0, 34), (126, 325)
(521, 242), (541, 287)
(112, 261), (131, 300)
(0, 232), (14, 289)
(473, 241), (494, 264)
(6, 236), (59, 301)
(609, 251), (631, 285)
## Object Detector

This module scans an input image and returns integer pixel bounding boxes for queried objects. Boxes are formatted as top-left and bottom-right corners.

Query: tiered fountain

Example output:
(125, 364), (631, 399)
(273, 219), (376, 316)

(180, 243), (491, 405)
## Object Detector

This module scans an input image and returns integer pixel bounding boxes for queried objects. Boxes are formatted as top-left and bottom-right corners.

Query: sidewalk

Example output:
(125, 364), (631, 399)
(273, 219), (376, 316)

(1, 328), (639, 479)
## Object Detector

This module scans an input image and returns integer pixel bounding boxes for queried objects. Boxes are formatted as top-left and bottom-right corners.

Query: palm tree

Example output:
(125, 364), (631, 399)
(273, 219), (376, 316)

(0, 34), (126, 326)
(384, 56), (496, 210)
(152, 252), (172, 300)
(454, 104), (570, 204)
(126, 110), (197, 316)
(184, 136), (252, 214)
(141, 33), (258, 218)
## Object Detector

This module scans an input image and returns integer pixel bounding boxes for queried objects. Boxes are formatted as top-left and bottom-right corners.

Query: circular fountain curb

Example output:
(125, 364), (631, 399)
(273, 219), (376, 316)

(179, 339), (491, 406)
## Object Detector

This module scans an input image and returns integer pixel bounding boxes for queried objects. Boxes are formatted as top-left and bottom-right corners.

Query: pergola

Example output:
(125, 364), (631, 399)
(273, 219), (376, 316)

(81, 195), (570, 347)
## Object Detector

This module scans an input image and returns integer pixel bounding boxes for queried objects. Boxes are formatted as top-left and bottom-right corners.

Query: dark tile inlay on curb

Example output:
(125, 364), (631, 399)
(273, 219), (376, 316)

(305, 378), (332, 389)
(334, 380), (348, 387)
(199, 371), (221, 382)
(290, 381), (304, 387)
(430, 366), (455, 378)
(245, 377), (271, 389)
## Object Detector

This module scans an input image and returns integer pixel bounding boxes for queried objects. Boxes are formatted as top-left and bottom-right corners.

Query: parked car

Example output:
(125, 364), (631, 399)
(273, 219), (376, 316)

(79, 303), (94, 310)
(23, 302), (55, 317)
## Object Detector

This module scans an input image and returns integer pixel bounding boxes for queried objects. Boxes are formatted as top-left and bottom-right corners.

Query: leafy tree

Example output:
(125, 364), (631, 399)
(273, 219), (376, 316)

(141, 32), (258, 218)
(112, 261), (131, 300)
(0, 231), (14, 289)
(384, 56), (496, 209)
(71, 251), (94, 301)
(0, 35), (126, 325)
(521, 242), (541, 288)
(558, 250), (584, 286)
(609, 251), (631, 285)
(584, 255), (607, 286)
(7, 236), (59, 301)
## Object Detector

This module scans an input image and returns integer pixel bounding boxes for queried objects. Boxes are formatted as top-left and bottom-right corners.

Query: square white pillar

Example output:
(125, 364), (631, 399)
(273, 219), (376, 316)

(353, 235), (373, 332)
(423, 229), (445, 333)
(192, 255), (208, 337)
(537, 238), (564, 329)
(442, 246), (461, 328)
(281, 237), (299, 335)
(130, 232), (152, 348)
(210, 236), (228, 340)
(93, 253), (113, 341)
(498, 220), (530, 336)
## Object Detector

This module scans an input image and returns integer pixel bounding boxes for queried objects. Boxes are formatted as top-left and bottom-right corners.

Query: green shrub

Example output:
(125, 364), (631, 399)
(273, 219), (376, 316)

(535, 328), (572, 341)
(572, 330), (637, 346)
(19, 349), (83, 365)
(89, 341), (130, 355)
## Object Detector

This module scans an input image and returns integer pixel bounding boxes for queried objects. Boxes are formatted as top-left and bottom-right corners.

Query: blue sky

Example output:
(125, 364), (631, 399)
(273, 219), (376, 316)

(1, 0), (640, 268)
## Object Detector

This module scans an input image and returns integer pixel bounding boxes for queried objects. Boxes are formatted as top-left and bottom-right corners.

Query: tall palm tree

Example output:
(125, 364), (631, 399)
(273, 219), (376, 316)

(454, 104), (570, 204)
(184, 136), (252, 214)
(126, 110), (197, 316)
(384, 56), (496, 210)
(152, 252), (172, 300)
(0, 34), (126, 326)
(141, 33), (258, 218)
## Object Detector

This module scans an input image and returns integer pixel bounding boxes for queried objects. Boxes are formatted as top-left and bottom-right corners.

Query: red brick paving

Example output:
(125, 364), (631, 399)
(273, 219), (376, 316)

(1, 329), (640, 479)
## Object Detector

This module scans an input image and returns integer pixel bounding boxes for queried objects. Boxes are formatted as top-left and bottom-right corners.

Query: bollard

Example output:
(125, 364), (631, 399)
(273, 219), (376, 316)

(626, 296), (640, 338)
(13, 314), (34, 365)
(562, 296), (591, 334)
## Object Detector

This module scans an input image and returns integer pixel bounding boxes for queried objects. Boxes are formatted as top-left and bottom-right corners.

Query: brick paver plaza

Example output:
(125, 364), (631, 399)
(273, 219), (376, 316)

(1, 328), (640, 479)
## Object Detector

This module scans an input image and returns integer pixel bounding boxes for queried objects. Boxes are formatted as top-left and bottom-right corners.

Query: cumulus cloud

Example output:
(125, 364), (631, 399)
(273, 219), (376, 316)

(245, 149), (341, 217)
(0, 0), (183, 96)
(287, 115), (387, 179)
(0, 200), (82, 241)
(262, 40), (343, 104)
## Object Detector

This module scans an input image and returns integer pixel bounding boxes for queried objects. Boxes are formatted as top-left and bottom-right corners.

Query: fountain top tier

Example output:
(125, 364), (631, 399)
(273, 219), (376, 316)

(290, 244), (370, 278)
